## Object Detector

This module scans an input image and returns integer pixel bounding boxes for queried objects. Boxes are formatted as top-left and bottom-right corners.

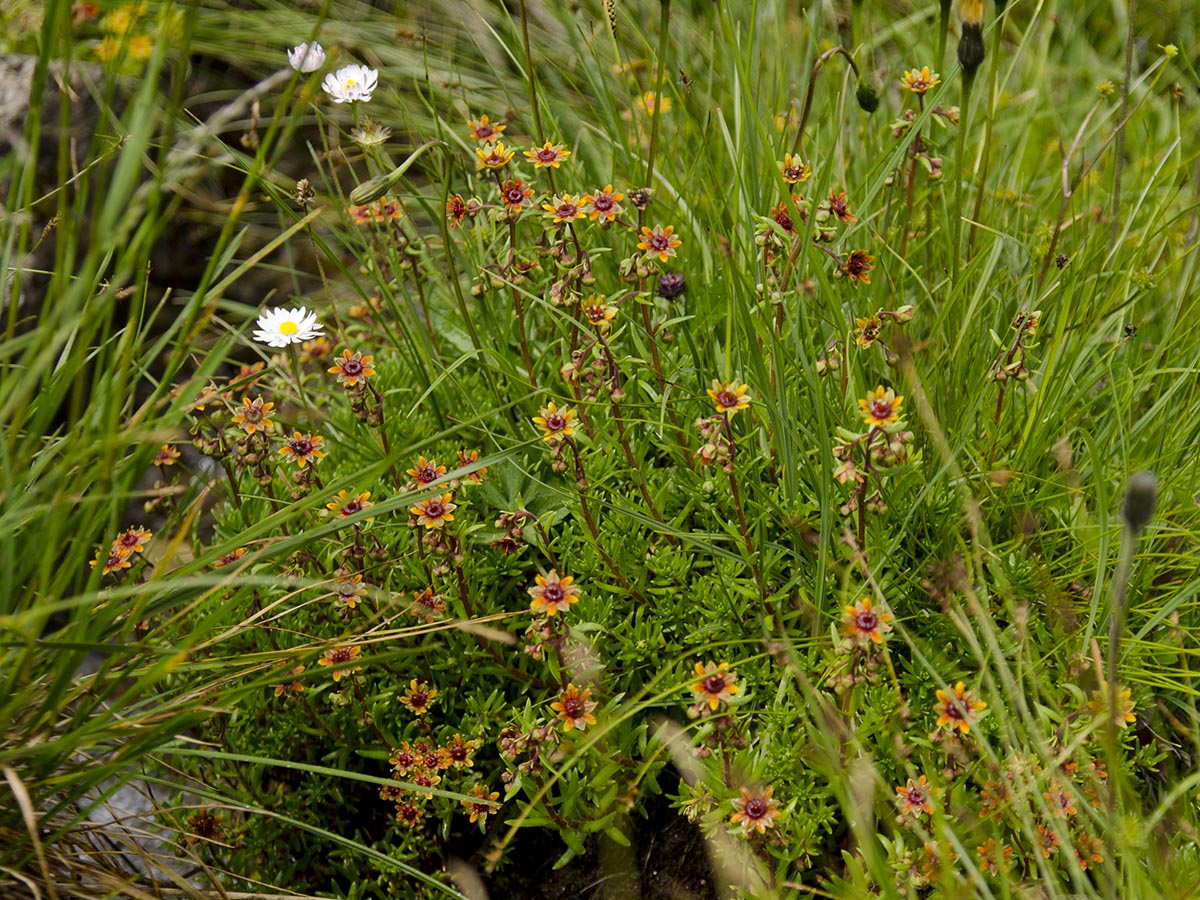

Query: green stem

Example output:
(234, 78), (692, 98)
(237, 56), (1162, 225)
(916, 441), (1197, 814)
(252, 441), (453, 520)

(1109, 0), (1138, 250)
(952, 73), (975, 279)
(644, 0), (672, 188)
(518, 0), (544, 143)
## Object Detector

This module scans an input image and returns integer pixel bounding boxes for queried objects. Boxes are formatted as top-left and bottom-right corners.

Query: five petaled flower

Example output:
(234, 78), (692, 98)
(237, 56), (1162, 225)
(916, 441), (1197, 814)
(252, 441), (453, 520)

(326, 489), (373, 518)
(462, 783), (500, 824)
(707, 379), (752, 417)
(730, 786), (780, 835)
(1087, 683), (1137, 729)
(317, 645), (363, 681)
(467, 114), (506, 142)
(895, 774), (936, 819)
(232, 396), (275, 435)
(839, 249), (875, 284)
(406, 456), (447, 489)
(524, 141), (571, 168)
(542, 193), (588, 223)
(438, 734), (478, 770)
(858, 386), (904, 427)
(500, 179), (535, 212)
(584, 185), (624, 222)
(827, 190), (856, 224)
(409, 587), (447, 623)
(409, 493), (457, 529)
(581, 296), (618, 332)
(475, 142), (515, 170)
(691, 661), (740, 710)
(533, 401), (576, 443)
(399, 678), (438, 715)
(153, 444), (180, 467)
(111, 526), (153, 556)
(781, 153), (811, 185)
(528, 569), (581, 617)
(841, 598), (893, 646)
(854, 314), (882, 348)
(335, 574), (368, 609)
(551, 683), (597, 732)
(328, 349), (376, 387)
(637, 224), (682, 262)
(934, 681), (987, 734)
(901, 66), (941, 95)
(278, 431), (325, 468)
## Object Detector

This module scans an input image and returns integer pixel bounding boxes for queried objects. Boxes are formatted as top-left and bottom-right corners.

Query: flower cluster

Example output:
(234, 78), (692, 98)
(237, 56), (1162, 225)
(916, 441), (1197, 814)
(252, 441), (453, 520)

(90, 525), (153, 576)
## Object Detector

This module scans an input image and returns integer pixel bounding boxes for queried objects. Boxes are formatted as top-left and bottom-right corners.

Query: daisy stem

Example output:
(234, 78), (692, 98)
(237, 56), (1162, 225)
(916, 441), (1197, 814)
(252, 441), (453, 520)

(287, 344), (311, 415)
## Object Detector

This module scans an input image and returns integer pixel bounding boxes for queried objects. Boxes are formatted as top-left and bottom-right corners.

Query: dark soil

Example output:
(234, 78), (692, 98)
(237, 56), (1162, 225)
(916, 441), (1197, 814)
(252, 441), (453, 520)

(476, 793), (724, 900)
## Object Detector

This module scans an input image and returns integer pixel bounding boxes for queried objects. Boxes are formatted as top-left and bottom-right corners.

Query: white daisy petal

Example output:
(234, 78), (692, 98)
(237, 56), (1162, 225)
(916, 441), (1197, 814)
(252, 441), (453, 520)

(322, 64), (378, 104)
(252, 305), (323, 348)
(287, 42), (326, 73)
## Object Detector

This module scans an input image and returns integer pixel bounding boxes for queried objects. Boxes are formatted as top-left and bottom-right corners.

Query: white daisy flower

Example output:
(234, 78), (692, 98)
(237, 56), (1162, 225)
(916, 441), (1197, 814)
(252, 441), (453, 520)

(287, 41), (326, 73)
(322, 64), (378, 104)
(252, 306), (323, 348)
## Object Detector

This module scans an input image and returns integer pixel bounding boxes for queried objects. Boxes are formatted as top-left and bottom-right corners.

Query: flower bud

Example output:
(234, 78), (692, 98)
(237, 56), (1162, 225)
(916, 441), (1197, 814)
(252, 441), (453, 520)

(856, 83), (880, 113)
(1121, 470), (1158, 534)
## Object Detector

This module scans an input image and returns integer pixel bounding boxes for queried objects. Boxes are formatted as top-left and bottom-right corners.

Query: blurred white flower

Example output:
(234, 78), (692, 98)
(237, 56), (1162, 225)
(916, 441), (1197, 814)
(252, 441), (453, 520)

(322, 64), (378, 104)
(252, 306), (323, 348)
(287, 42), (326, 73)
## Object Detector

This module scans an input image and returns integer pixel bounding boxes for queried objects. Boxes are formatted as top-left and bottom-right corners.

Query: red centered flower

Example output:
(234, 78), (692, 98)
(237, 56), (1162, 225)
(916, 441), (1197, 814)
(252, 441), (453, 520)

(153, 444), (180, 467)
(827, 190), (856, 224)
(409, 587), (447, 623)
(542, 193), (587, 223)
(335, 574), (367, 609)
(523, 141), (571, 168)
(409, 493), (457, 529)
(399, 678), (438, 715)
(90, 550), (132, 575)
(438, 734), (478, 770)
(406, 455), (447, 488)
(691, 661), (740, 711)
(328, 349), (376, 387)
(895, 775), (936, 818)
(730, 786), (780, 834)
(781, 153), (811, 185)
(551, 683), (597, 732)
(839, 249), (875, 284)
(533, 401), (576, 443)
(325, 490), (373, 521)
(273, 662), (305, 697)
(637, 224), (682, 262)
(394, 802), (425, 827)
(854, 314), (882, 348)
(212, 547), (246, 569)
(584, 185), (624, 222)
(467, 114), (506, 142)
(278, 431), (325, 468)
(389, 741), (420, 776)
(112, 526), (153, 556)
(317, 645), (362, 681)
(462, 782), (500, 824)
(231, 396), (275, 434)
(457, 448), (487, 483)
(707, 378), (752, 417)
(446, 193), (469, 228)
(840, 598), (893, 645)
(934, 681), (987, 734)
(528, 569), (581, 617)
(475, 142), (515, 169)
(858, 386), (904, 427)
(500, 178), (535, 211)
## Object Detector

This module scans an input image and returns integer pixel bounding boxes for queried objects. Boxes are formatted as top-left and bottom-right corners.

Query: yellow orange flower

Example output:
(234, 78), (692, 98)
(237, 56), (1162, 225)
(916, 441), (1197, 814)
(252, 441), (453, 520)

(542, 193), (588, 223)
(326, 489), (373, 519)
(934, 681), (986, 734)
(857, 386), (904, 427)
(730, 786), (780, 835)
(901, 66), (941, 95)
(409, 493), (457, 529)
(278, 431), (325, 468)
(328, 349), (375, 387)
(231, 396), (275, 434)
(895, 774), (935, 818)
(467, 114), (506, 142)
(528, 569), (581, 617)
(475, 142), (515, 169)
(551, 683), (597, 732)
(533, 401), (576, 443)
(637, 224), (682, 262)
(841, 598), (892, 645)
(781, 153), (811, 185)
(707, 379), (752, 417)
(584, 184), (624, 222)
(317, 645), (362, 681)
(398, 679), (438, 715)
(523, 141), (571, 168)
(691, 661), (739, 710)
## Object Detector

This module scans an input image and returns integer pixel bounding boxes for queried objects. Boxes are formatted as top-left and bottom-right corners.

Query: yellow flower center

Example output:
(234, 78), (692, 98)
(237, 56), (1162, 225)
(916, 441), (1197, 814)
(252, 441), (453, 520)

(280, 321), (299, 335)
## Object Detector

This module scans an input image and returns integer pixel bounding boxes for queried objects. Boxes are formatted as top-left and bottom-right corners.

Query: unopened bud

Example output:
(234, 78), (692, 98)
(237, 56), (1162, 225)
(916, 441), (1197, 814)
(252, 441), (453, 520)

(1121, 470), (1158, 533)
